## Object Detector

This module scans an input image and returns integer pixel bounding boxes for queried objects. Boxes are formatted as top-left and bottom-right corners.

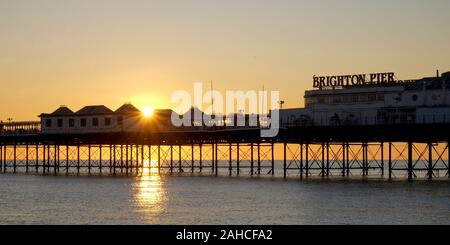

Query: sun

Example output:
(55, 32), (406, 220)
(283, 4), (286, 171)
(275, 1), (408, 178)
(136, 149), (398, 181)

(143, 106), (154, 117)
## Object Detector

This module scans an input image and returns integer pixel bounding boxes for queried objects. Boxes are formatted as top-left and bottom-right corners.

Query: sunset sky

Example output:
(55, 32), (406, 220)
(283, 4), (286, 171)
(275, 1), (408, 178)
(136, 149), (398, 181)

(1, 0), (450, 121)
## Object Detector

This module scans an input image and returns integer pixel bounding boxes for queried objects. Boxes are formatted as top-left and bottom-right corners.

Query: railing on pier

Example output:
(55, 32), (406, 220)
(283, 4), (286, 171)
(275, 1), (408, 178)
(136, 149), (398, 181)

(0, 121), (40, 135)
(1, 120), (450, 180)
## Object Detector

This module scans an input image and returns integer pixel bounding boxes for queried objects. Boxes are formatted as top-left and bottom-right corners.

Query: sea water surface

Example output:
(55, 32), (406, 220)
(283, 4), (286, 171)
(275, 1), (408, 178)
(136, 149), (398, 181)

(0, 173), (449, 225)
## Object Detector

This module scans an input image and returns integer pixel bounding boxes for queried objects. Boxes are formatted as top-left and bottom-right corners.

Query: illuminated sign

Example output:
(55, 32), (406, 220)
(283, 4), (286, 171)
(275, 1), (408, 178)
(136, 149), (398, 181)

(313, 72), (402, 88)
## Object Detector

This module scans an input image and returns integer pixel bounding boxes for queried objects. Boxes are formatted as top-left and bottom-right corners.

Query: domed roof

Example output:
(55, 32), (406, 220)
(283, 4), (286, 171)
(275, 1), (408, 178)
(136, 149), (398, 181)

(115, 103), (141, 114)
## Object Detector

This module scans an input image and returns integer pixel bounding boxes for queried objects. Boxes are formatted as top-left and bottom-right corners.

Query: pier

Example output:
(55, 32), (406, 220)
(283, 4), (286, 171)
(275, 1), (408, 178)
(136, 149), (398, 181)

(1, 121), (449, 181)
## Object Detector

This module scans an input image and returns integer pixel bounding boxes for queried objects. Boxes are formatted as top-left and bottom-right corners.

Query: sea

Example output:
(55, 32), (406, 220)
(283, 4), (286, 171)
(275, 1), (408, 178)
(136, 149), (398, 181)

(0, 167), (449, 225)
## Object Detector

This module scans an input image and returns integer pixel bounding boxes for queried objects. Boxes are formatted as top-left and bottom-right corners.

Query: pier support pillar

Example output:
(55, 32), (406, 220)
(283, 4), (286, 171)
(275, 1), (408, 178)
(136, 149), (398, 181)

(109, 145), (113, 174)
(428, 143), (433, 180)
(321, 142), (325, 177)
(57, 145), (60, 174)
(388, 142), (392, 180)
(0, 144), (3, 173)
(157, 145), (161, 174)
(43, 144), (46, 175)
(77, 144), (80, 175)
(113, 145), (117, 175)
(283, 142), (287, 179)
(88, 144), (91, 174)
(362, 143), (366, 177)
(66, 145), (69, 175)
(326, 142), (330, 177)
(448, 142), (450, 179)
(408, 142), (413, 181)
(191, 144), (195, 173)
(236, 143), (240, 176)
(99, 144), (102, 175)
(229, 143), (232, 176)
(250, 143), (254, 176)
(179, 145), (182, 173)
(305, 143), (309, 177)
(211, 143), (214, 174)
(346, 143), (350, 176)
(35, 144), (39, 173)
(257, 143), (261, 175)
(271, 143), (275, 176)
(170, 145), (173, 174)
(300, 143), (304, 179)
(148, 144), (151, 173)
(46, 144), (50, 173)
(381, 143), (384, 177)
(199, 144), (202, 173)
(13, 143), (16, 173)
(341, 143), (345, 177)
(215, 143), (218, 176)
(25, 144), (29, 173)
(53, 144), (57, 175)
(126, 145), (129, 175)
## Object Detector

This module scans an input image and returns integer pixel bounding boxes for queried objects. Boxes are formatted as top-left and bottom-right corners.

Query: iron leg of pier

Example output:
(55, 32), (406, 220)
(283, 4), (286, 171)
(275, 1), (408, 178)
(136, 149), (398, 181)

(99, 144), (102, 175)
(25, 144), (29, 173)
(157, 145), (161, 174)
(283, 142), (287, 179)
(448, 142), (450, 179)
(428, 143), (433, 180)
(300, 143), (304, 179)
(321, 142), (325, 177)
(35, 144), (39, 173)
(126, 145), (129, 175)
(346, 143), (350, 176)
(66, 145), (69, 175)
(199, 144), (202, 173)
(13, 143), (16, 173)
(113, 145), (116, 175)
(211, 143), (214, 174)
(381, 143), (384, 177)
(408, 142), (413, 181)
(88, 144), (91, 174)
(57, 145), (60, 174)
(257, 143), (261, 175)
(178, 145), (182, 173)
(229, 143), (232, 176)
(120, 145), (123, 174)
(236, 143), (240, 176)
(42, 144), (46, 174)
(147, 144), (151, 173)
(388, 142), (392, 180)
(141, 145), (144, 175)
(250, 143), (254, 176)
(305, 143), (309, 177)
(109, 145), (112, 174)
(215, 143), (218, 176)
(170, 145), (173, 174)
(53, 144), (57, 175)
(191, 144), (194, 173)
(341, 143), (345, 176)
(77, 144), (80, 175)
(326, 142), (330, 177)
(362, 143), (366, 177)
(0, 144), (3, 173)
(47, 143), (50, 173)
(271, 143), (275, 176)
(130, 145), (133, 175)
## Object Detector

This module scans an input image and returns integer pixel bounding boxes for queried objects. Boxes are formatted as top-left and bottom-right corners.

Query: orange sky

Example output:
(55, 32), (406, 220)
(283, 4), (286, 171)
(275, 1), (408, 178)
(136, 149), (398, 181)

(1, 0), (450, 121)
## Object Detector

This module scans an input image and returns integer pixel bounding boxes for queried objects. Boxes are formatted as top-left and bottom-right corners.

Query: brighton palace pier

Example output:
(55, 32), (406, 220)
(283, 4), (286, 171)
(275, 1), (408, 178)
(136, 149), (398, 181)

(1, 71), (450, 180)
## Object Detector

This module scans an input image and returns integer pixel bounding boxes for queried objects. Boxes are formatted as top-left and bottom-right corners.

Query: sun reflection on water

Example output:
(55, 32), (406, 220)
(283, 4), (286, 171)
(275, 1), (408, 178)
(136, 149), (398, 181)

(133, 159), (166, 223)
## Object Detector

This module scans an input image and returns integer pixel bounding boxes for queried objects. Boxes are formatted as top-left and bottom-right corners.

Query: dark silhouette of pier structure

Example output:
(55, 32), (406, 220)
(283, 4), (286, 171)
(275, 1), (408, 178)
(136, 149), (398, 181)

(1, 121), (450, 180)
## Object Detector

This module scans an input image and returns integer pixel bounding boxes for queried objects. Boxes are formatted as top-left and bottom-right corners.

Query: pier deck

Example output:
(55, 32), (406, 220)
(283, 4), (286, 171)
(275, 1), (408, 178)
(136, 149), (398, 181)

(1, 123), (450, 180)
